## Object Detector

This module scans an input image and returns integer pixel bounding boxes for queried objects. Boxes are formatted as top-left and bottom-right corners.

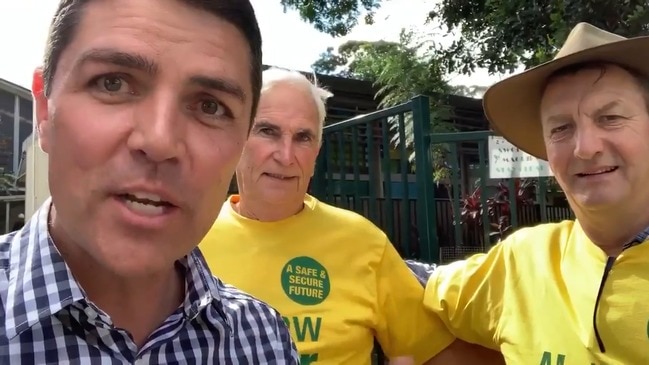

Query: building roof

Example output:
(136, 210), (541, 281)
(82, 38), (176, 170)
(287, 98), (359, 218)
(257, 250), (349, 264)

(0, 78), (31, 100)
(261, 65), (489, 129)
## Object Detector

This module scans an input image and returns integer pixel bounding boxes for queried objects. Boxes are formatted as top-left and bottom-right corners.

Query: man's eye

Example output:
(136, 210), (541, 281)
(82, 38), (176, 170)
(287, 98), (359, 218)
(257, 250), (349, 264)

(550, 125), (569, 135)
(599, 115), (623, 123)
(297, 134), (312, 142)
(91, 74), (133, 95)
(201, 100), (225, 116)
(102, 76), (123, 92)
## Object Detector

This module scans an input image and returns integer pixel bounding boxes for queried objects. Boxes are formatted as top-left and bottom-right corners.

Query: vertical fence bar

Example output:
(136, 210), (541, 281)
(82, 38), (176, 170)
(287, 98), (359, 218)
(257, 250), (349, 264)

(398, 113), (411, 257)
(324, 139), (334, 203)
(381, 118), (395, 243)
(352, 127), (361, 213)
(4, 201), (9, 233)
(478, 139), (490, 247)
(367, 121), (378, 223)
(311, 148), (327, 200)
(449, 143), (462, 246)
(412, 95), (437, 262)
(508, 178), (518, 228)
(337, 131), (347, 209)
(539, 176), (548, 222)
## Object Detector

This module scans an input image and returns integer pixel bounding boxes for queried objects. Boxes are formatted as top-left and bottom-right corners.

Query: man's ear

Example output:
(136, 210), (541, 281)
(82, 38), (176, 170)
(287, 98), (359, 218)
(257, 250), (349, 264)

(32, 68), (51, 153)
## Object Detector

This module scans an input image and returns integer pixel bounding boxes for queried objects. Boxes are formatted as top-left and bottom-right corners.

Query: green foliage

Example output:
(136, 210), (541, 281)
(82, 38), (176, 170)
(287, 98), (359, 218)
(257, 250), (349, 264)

(312, 30), (457, 182)
(428, 0), (649, 75)
(288, 0), (649, 74)
(312, 29), (452, 106)
(0, 170), (22, 194)
(313, 39), (410, 81)
(279, 0), (381, 37)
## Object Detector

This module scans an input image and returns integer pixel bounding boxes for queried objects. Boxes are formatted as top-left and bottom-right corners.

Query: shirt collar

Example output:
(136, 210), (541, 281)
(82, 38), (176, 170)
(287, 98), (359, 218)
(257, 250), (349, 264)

(180, 247), (228, 324)
(4, 198), (228, 340)
(623, 224), (649, 249)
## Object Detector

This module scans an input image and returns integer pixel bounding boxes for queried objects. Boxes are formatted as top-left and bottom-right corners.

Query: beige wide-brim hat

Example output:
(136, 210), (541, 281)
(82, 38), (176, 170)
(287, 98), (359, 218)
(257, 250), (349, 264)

(483, 22), (649, 160)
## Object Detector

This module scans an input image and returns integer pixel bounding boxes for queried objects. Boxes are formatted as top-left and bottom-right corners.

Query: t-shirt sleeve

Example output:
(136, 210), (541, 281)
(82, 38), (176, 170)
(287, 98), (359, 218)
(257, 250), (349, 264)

(423, 242), (509, 350)
(375, 239), (456, 363)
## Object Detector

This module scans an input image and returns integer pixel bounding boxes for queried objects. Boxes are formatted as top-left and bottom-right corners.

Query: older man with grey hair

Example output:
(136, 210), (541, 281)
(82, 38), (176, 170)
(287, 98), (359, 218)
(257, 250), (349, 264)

(200, 67), (503, 365)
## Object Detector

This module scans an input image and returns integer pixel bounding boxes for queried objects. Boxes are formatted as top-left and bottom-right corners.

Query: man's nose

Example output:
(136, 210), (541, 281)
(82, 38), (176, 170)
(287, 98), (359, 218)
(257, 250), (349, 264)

(573, 125), (604, 160)
(127, 93), (186, 163)
(273, 137), (294, 166)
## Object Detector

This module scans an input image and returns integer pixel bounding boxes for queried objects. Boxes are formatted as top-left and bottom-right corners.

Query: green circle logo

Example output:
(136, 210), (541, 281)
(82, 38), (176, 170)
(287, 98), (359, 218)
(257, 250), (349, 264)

(281, 256), (330, 305)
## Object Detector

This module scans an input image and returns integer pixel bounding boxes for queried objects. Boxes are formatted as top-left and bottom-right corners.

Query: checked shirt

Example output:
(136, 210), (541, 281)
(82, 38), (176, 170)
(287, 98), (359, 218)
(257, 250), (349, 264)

(0, 199), (299, 364)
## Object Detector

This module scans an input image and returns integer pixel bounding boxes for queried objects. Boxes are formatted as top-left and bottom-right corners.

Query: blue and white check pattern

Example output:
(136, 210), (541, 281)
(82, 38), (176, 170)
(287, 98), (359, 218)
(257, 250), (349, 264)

(0, 199), (299, 364)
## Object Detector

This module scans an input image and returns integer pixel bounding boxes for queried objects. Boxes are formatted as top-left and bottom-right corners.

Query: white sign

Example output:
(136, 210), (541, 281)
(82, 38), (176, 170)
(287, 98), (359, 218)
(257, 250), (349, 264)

(488, 136), (553, 179)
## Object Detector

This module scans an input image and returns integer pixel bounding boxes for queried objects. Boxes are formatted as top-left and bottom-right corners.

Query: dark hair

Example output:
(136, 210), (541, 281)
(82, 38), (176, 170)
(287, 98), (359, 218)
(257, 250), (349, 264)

(43, 0), (263, 118)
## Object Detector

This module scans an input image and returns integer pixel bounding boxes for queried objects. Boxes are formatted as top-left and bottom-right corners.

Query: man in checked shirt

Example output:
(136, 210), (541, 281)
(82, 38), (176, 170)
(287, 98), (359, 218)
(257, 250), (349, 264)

(0, 0), (299, 363)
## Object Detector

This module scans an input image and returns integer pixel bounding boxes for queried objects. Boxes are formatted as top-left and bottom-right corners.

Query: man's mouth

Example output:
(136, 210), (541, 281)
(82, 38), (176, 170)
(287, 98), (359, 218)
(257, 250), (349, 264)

(576, 166), (618, 177)
(117, 192), (175, 216)
(264, 173), (297, 180)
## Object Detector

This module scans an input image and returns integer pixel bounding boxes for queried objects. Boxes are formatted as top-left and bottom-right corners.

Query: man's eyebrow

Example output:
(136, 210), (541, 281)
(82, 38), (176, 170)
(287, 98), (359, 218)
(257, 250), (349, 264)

(252, 121), (317, 138)
(76, 48), (158, 74)
(545, 100), (625, 125)
(295, 128), (316, 138)
(189, 76), (247, 103)
(545, 114), (573, 125)
(253, 120), (280, 131)
(74, 49), (247, 103)
(593, 100), (622, 116)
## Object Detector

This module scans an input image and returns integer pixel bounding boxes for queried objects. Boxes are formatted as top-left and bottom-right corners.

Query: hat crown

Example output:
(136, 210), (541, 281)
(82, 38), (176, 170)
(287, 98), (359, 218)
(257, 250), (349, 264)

(483, 22), (649, 160)
(555, 22), (627, 59)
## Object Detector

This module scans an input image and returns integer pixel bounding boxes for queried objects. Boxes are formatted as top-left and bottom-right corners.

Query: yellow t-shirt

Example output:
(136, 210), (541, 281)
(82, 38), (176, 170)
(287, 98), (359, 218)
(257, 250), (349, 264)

(200, 194), (455, 365)
(424, 219), (649, 365)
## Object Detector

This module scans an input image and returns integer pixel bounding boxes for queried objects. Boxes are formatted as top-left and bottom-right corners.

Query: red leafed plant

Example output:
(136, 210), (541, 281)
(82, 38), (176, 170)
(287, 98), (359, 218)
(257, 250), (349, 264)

(487, 179), (536, 216)
(460, 186), (484, 226)
(460, 178), (537, 241)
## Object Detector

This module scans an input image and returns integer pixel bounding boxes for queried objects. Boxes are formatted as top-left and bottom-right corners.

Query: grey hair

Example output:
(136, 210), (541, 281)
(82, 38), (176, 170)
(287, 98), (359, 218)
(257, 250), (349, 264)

(261, 67), (333, 141)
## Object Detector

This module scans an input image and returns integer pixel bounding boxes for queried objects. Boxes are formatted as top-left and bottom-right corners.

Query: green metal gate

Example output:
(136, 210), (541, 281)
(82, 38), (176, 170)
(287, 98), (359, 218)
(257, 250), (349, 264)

(311, 95), (438, 260)
(310, 95), (573, 264)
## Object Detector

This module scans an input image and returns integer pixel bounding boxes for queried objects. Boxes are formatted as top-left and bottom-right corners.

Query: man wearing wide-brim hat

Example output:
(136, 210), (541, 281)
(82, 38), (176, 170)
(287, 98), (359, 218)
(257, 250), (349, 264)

(422, 22), (649, 364)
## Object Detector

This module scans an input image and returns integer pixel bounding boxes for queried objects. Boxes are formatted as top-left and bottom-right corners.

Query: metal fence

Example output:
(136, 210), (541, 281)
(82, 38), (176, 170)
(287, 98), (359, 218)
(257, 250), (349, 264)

(311, 95), (573, 264)
(0, 195), (25, 233)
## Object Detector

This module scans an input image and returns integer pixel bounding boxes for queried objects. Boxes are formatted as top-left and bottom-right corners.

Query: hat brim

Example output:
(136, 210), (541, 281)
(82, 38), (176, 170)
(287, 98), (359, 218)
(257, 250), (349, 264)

(483, 36), (649, 160)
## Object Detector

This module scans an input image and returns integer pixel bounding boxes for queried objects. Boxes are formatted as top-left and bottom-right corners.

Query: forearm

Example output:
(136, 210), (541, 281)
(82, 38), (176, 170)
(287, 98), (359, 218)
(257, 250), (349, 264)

(388, 356), (415, 365)
(423, 339), (505, 365)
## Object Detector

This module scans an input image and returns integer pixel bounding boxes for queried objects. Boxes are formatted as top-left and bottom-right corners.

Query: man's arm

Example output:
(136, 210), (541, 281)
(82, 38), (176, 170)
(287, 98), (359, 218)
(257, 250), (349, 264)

(385, 341), (505, 365)
(269, 309), (300, 364)
(423, 339), (506, 365)
(422, 243), (509, 348)
(239, 297), (300, 364)
(404, 259), (505, 365)
(373, 241), (456, 364)
(388, 356), (416, 365)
